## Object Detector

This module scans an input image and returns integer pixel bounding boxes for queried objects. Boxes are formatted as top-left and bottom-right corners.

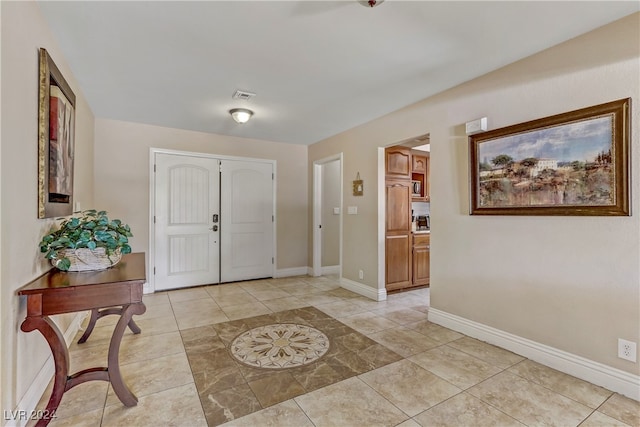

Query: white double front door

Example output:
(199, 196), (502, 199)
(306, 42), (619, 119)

(154, 152), (274, 291)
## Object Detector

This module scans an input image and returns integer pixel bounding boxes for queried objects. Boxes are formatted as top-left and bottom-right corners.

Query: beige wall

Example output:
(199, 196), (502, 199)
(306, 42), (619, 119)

(93, 119), (308, 272)
(1, 0), (95, 415)
(309, 14), (640, 374)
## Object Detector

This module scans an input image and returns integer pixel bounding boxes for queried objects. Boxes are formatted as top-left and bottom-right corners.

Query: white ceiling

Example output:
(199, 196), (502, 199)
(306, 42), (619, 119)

(37, 1), (639, 145)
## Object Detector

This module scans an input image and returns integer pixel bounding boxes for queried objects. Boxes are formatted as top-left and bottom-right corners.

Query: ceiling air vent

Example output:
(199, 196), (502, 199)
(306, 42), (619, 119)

(232, 90), (256, 100)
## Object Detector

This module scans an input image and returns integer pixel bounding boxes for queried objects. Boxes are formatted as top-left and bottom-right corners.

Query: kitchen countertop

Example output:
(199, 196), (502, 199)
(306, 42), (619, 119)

(413, 230), (430, 234)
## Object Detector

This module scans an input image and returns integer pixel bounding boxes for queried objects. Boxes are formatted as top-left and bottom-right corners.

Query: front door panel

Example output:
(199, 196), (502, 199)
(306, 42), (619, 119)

(155, 153), (220, 290)
(220, 160), (274, 282)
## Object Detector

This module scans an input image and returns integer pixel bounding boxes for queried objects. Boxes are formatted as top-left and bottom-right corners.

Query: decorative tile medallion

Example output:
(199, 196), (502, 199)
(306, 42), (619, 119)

(186, 306), (405, 426)
(230, 323), (330, 369)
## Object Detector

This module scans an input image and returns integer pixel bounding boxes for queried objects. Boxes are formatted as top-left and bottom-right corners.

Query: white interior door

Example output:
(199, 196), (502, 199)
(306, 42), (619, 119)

(154, 153), (220, 290)
(220, 160), (274, 282)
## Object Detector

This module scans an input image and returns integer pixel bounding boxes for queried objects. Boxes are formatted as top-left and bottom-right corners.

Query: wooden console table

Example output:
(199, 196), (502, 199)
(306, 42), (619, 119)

(17, 252), (147, 426)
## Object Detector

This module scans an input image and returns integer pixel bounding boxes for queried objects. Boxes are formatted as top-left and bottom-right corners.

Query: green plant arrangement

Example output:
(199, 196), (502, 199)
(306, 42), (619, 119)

(39, 209), (133, 271)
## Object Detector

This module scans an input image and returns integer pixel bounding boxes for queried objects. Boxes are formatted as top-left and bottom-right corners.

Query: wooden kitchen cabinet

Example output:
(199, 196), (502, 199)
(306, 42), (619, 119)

(385, 146), (411, 179)
(411, 151), (430, 201)
(412, 233), (430, 286)
(386, 179), (411, 232)
(424, 155), (430, 200)
(386, 234), (412, 291)
(385, 178), (412, 291)
(412, 155), (427, 173)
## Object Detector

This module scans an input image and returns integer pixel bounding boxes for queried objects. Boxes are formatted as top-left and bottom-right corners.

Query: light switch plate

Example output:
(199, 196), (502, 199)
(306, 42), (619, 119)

(347, 206), (358, 215)
(333, 207), (340, 215)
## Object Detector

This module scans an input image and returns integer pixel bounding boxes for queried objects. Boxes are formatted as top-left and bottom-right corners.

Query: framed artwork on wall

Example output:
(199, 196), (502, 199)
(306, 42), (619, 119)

(38, 48), (76, 219)
(469, 98), (630, 216)
(353, 172), (363, 196)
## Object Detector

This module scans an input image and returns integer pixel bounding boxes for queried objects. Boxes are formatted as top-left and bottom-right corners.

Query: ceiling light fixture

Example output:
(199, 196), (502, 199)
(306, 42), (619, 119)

(229, 108), (253, 124)
(358, 0), (384, 7)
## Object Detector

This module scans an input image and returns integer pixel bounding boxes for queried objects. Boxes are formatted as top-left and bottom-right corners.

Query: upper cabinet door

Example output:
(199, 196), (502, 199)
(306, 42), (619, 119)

(385, 179), (411, 233)
(424, 155), (430, 201)
(385, 146), (411, 179)
(412, 155), (426, 173)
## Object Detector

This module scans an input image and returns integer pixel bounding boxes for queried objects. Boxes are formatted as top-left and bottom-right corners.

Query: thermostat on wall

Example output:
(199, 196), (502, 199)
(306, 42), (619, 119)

(465, 117), (488, 135)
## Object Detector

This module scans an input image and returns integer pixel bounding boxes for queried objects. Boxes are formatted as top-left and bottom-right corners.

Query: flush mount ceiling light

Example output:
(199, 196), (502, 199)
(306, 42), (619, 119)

(229, 108), (253, 124)
(358, 0), (384, 7)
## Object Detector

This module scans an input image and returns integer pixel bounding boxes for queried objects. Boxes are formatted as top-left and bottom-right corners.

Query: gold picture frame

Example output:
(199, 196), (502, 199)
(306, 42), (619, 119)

(38, 48), (76, 218)
(469, 98), (630, 216)
(353, 172), (363, 196)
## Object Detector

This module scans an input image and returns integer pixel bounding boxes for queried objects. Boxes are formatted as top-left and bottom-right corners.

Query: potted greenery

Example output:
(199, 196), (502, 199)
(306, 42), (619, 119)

(39, 209), (133, 271)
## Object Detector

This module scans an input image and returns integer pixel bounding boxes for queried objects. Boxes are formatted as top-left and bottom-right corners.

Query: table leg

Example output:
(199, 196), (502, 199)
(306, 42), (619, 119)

(20, 316), (69, 427)
(77, 308), (99, 343)
(127, 317), (142, 335)
(108, 302), (146, 406)
(78, 307), (142, 344)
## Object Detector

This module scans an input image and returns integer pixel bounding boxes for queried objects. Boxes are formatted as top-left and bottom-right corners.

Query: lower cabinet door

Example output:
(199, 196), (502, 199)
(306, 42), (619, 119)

(412, 245), (430, 286)
(386, 233), (412, 291)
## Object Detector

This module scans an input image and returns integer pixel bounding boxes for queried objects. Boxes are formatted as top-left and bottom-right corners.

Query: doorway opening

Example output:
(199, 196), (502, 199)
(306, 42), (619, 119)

(378, 134), (430, 297)
(312, 154), (343, 278)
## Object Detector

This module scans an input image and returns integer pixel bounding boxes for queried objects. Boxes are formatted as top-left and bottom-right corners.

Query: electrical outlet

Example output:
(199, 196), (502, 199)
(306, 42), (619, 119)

(618, 339), (637, 362)
(358, 270), (364, 280)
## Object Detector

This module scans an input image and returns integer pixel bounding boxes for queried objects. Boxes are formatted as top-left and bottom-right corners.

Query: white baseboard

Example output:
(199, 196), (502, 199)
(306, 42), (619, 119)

(8, 312), (88, 427)
(428, 308), (640, 401)
(340, 278), (387, 301)
(142, 281), (153, 294)
(321, 265), (340, 275)
(274, 267), (309, 278)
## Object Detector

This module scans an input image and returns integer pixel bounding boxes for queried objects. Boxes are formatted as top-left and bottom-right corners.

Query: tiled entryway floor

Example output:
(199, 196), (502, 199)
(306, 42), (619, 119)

(35, 275), (639, 426)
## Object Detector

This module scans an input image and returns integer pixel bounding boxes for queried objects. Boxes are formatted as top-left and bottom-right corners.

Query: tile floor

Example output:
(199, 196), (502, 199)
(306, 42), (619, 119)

(34, 275), (639, 427)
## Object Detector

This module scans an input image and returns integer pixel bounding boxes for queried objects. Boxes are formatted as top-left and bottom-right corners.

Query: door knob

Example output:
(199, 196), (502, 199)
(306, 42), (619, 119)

(210, 225), (218, 232)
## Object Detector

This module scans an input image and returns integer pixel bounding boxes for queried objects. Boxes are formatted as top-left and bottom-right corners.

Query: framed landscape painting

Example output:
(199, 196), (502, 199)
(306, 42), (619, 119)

(469, 99), (630, 216)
